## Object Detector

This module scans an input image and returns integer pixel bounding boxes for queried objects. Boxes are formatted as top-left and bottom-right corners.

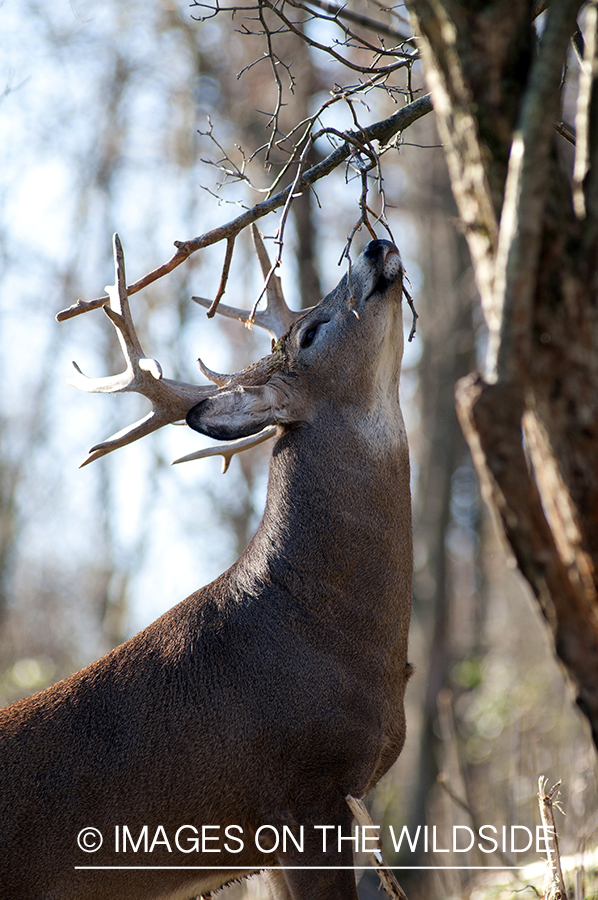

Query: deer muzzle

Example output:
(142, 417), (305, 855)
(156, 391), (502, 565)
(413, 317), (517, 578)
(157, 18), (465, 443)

(357, 240), (403, 301)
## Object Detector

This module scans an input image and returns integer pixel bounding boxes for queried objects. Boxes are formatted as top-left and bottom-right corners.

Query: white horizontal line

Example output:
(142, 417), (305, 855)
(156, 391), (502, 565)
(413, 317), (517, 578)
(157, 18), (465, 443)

(75, 865), (521, 871)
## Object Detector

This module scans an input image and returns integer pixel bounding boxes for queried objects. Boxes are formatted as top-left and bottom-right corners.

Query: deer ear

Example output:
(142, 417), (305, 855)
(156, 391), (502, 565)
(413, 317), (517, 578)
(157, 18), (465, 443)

(186, 386), (281, 441)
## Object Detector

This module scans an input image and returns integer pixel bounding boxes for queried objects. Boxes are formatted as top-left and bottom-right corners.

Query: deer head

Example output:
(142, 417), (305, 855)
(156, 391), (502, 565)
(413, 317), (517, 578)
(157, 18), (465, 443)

(69, 229), (407, 473)
(187, 238), (405, 442)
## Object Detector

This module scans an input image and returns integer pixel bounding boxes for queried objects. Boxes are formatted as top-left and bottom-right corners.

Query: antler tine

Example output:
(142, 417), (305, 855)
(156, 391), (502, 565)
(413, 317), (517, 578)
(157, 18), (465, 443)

(250, 224), (300, 338)
(192, 225), (312, 341)
(197, 357), (230, 387)
(191, 295), (268, 333)
(79, 408), (173, 468)
(172, 426), (278, 474)
(250, 224), (317, 337)
(107, 233), (144, 361)
(68, 234), (215, 466)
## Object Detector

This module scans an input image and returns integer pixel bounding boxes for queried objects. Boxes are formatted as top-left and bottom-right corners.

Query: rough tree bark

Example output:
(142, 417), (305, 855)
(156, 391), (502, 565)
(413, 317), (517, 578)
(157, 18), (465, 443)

(405, 0), (598, 748)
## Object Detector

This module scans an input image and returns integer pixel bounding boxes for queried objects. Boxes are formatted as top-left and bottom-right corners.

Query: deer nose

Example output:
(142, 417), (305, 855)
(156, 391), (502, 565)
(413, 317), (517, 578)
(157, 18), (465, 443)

(363, 239), (400, 262)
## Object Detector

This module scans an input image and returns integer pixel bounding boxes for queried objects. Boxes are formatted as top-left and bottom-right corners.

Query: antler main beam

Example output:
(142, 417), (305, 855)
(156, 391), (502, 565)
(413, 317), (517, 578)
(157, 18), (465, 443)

(68, 234), (216, 467)
(67, 232), (298, 470)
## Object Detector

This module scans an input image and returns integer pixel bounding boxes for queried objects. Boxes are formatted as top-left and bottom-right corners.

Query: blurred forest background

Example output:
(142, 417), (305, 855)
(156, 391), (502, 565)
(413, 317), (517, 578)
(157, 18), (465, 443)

(1, 1), (596, 898)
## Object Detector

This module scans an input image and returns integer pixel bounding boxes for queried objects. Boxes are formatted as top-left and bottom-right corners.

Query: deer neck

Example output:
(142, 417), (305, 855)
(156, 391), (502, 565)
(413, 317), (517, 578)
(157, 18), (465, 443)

(238, 406), (412, 635)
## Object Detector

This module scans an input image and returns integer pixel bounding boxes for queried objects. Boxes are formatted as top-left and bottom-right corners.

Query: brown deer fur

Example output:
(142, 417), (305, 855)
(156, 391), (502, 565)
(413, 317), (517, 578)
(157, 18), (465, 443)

(0, 239), (412, 900)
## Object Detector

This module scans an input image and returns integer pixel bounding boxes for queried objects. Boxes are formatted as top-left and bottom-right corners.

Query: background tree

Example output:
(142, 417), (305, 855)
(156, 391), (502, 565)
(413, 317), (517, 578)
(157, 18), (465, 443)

(406, 0), (598, 750)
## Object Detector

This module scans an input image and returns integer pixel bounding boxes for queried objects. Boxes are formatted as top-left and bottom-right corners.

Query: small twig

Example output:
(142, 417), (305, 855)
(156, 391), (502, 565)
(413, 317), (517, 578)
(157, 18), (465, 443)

(554, 120), (576, 144)
(199, 117), (254, 189)
(514, 885), (543, 898)
(207, 236), (236, 316)
(403, 283), (418, 342)
(346, 795), (409, 900)
(260, 0), (415, 76)
(257, 4), (293, 168)
(56, 95), (433, 322)
(289, 0), (415, 44)
(436, 772), (474, 818)
(537, 777), (567, 900)
(346, 94), (385, 217)
(265, 121), (316, 200)
(342, 167), (378, 259)
(247, 134), (313, 323)
(336, 100), (397, 266)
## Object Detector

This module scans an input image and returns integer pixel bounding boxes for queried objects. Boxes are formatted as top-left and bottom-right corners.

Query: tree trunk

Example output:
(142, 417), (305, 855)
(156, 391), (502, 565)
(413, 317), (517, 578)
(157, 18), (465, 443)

(406, 0), (598, 748)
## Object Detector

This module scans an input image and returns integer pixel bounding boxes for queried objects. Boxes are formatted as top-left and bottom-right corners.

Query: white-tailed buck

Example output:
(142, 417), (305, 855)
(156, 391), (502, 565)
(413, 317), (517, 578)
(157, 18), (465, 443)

(0, 232), (413, 900)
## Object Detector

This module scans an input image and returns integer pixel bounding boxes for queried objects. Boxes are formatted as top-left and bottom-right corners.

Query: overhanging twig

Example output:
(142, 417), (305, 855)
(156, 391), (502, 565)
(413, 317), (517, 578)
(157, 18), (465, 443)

(299, 0), (414, 44)
(56, 94), (432, 323)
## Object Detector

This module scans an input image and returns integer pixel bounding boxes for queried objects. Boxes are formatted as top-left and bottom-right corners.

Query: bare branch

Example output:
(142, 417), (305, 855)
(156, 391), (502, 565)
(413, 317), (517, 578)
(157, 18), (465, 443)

(56, 94), (433, 322)
(262, 6), (298, 167)
(555, 119), (576, 144)
(198, 0), (417, 79)
(198, 117), (267, 193)
(403, 282), (418, 343)
(336, 97), (397, 264)
(299, 0), (414, 44)
(342, 167), (381, 260)
(261, 0), (415, 76)
(537, 778), (567, 900)
(346, 795), (409, 900)
(207, 236), (236, 315)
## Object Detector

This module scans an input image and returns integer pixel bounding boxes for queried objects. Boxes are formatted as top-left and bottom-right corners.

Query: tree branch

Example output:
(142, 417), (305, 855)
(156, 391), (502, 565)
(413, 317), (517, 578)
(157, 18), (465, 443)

(299, 0), (414, 44)
(490, 0), (585, 381)
(56, 93), (432, 322)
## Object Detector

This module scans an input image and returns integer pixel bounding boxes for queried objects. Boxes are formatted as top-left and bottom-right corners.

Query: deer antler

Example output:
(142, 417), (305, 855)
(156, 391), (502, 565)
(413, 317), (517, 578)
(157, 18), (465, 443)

(192, 224), (311, 341)
(173, 427), (278, 474)
(68, 234), (287, 469)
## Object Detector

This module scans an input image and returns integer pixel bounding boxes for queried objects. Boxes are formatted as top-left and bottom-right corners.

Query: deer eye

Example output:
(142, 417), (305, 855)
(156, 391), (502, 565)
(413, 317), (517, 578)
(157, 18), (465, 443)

(300, 324), (319, 349)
